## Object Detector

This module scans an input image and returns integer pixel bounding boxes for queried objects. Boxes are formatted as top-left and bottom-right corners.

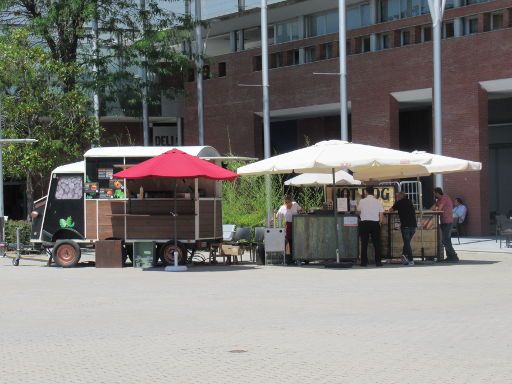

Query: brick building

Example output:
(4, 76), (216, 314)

(179, 0), (512, 236)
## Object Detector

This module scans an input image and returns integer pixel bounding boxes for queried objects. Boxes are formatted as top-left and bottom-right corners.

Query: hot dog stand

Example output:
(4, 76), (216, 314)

(292, 184), (443, 263)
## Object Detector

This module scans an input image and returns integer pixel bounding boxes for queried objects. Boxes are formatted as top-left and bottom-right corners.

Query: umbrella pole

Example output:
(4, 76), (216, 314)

(418, 177), (425, 258)
(165, 178), (187, 272)
(326, 168), (349, 268)
(333, 169), (340, 264)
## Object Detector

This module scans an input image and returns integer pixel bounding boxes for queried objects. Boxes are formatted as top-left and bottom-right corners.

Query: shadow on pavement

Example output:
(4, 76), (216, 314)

(142, 264), (260, 272)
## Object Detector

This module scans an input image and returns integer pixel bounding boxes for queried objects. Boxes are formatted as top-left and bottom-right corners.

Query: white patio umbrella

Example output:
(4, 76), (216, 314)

(351, 150), (481, 259)
(354, 151), (482, 181)
(237, 140), (426, 265)
(284, 170), (361, 187)
(237, 140), (427, 176)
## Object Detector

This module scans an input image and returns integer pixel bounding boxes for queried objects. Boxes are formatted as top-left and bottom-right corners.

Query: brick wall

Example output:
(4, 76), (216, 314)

(183, 2), (512, 235)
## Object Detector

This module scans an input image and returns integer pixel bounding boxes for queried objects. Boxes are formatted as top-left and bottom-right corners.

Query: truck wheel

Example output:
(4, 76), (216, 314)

(53, 240), (81, 268)
(160, 242), (187, 266)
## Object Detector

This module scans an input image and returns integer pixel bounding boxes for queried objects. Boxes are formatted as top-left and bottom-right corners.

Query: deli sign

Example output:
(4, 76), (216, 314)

(153, 125), (177, 146)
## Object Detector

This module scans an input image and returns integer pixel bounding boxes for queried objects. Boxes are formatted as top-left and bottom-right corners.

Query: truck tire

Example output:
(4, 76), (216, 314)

(160, 241), (187, 266)
(53, 240), (81, 268)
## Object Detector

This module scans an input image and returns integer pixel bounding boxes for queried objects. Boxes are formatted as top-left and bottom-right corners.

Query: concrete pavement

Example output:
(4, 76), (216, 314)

(0, 249), (511, 384)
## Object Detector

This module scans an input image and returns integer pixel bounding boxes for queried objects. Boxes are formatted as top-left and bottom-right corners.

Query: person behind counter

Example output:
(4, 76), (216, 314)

(276, 195), (302, 265)
(432, 187), (459, 263)
(389, 192), (417, 266)
(357, 186), (384, 267)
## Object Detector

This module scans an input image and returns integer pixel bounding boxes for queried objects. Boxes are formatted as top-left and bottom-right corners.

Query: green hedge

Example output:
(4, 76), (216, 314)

(4, 220), (32, 244)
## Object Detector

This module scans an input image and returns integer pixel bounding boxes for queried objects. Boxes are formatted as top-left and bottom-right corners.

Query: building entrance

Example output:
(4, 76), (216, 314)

(489, 97), (512, 219)
(399, 106), (434, 208)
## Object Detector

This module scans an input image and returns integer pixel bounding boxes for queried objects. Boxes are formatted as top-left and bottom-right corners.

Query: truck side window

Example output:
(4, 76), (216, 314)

(55, 176), (83, 200)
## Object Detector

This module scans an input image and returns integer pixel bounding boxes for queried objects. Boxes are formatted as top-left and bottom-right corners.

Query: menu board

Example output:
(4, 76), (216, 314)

(98, 168), (114, 180)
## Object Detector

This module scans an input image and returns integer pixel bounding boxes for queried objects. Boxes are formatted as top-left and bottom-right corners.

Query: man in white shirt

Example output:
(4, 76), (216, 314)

(357, 186), (384, 267)
(276, 195), (302, 264)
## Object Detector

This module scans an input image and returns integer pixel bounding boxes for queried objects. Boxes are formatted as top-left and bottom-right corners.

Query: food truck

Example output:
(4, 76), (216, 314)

(31, 146), (229, 267)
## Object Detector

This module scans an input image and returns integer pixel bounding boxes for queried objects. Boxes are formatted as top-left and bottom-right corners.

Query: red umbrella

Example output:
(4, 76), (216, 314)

(113, 149), (238, 180)
(113, 148), (237, 272)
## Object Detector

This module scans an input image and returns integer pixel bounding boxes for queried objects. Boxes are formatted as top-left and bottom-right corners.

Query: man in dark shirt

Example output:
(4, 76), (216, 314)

(390, 192), (417, 266)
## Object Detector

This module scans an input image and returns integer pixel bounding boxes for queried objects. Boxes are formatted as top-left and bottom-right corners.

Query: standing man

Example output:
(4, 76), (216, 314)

(432, 187), (459, 262)
(276, 195), (302, 264)
(390, 192), (417, 266)
(357, 186), (384, 267)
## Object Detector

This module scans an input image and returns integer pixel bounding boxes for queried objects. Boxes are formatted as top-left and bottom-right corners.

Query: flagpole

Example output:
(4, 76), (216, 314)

(261, 0), (272, 227)
(429, 0), (446, 188)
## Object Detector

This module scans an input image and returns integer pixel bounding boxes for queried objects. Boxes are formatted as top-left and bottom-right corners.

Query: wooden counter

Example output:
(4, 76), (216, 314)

(292, 213), (359, 261)
(381, 211), (443, 261)
(84, 198), (221, 242)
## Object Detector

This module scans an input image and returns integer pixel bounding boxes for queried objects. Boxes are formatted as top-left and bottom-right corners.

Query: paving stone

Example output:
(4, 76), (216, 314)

(0, 252), (511, 383)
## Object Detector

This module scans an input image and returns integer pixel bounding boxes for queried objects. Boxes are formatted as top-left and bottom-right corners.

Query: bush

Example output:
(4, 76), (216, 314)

(4, 220), (32, 244)
(222, 161), (324, 228)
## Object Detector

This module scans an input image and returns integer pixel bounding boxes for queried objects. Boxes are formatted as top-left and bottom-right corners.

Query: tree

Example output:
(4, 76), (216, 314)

(0, 29), (98, 217)
(0, 0), (194, 119)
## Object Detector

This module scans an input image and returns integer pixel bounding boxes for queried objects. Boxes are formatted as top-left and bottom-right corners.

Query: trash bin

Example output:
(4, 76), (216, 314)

(133, 241), (156, 268)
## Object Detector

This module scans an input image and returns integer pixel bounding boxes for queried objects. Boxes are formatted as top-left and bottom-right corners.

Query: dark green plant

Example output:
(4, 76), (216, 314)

(5, 220), (32, 244)
(222, 161), (325, 228)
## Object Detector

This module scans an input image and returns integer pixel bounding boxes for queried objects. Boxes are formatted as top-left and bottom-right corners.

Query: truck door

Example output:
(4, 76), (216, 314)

(42, 174), (84, 241)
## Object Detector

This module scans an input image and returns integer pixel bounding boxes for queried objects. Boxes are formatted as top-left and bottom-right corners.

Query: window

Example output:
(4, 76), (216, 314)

(465, 17), (478, 34)
(304, 46), (316, 63)
(422, 25), (432, 42)
(285, 49), (300, 66)
(306, 10), (339, 37)
(444, 21), (454, 38)
(400, 0), (422, 18)
(465, 0), (487, 4)
(218, 62), (226, 77)
(242, 27), (273, 51)
(491, 12), (504, 30)
(55, 176), (83, 200)
(380, 0), (400, 21)
(420, 0), (430, 14)
(270, 52), (284, 68)
(362, 35), (371, 52)
(253, 55), (262, 71)
(380, 0), (434, 21)
(275, 19), (300, 43)
(379, 33), (390, 49)
(401, 30), (411, 45)
(322, 42), (335, 59)
(347, 3), (371, 30)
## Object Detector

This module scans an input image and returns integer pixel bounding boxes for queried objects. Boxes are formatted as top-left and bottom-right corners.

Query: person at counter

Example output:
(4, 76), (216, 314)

(432, 187), (459, 263)
(389, 192), (417, 266)
(357, 186), (384, 267)
(276, 195), (302, 264)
